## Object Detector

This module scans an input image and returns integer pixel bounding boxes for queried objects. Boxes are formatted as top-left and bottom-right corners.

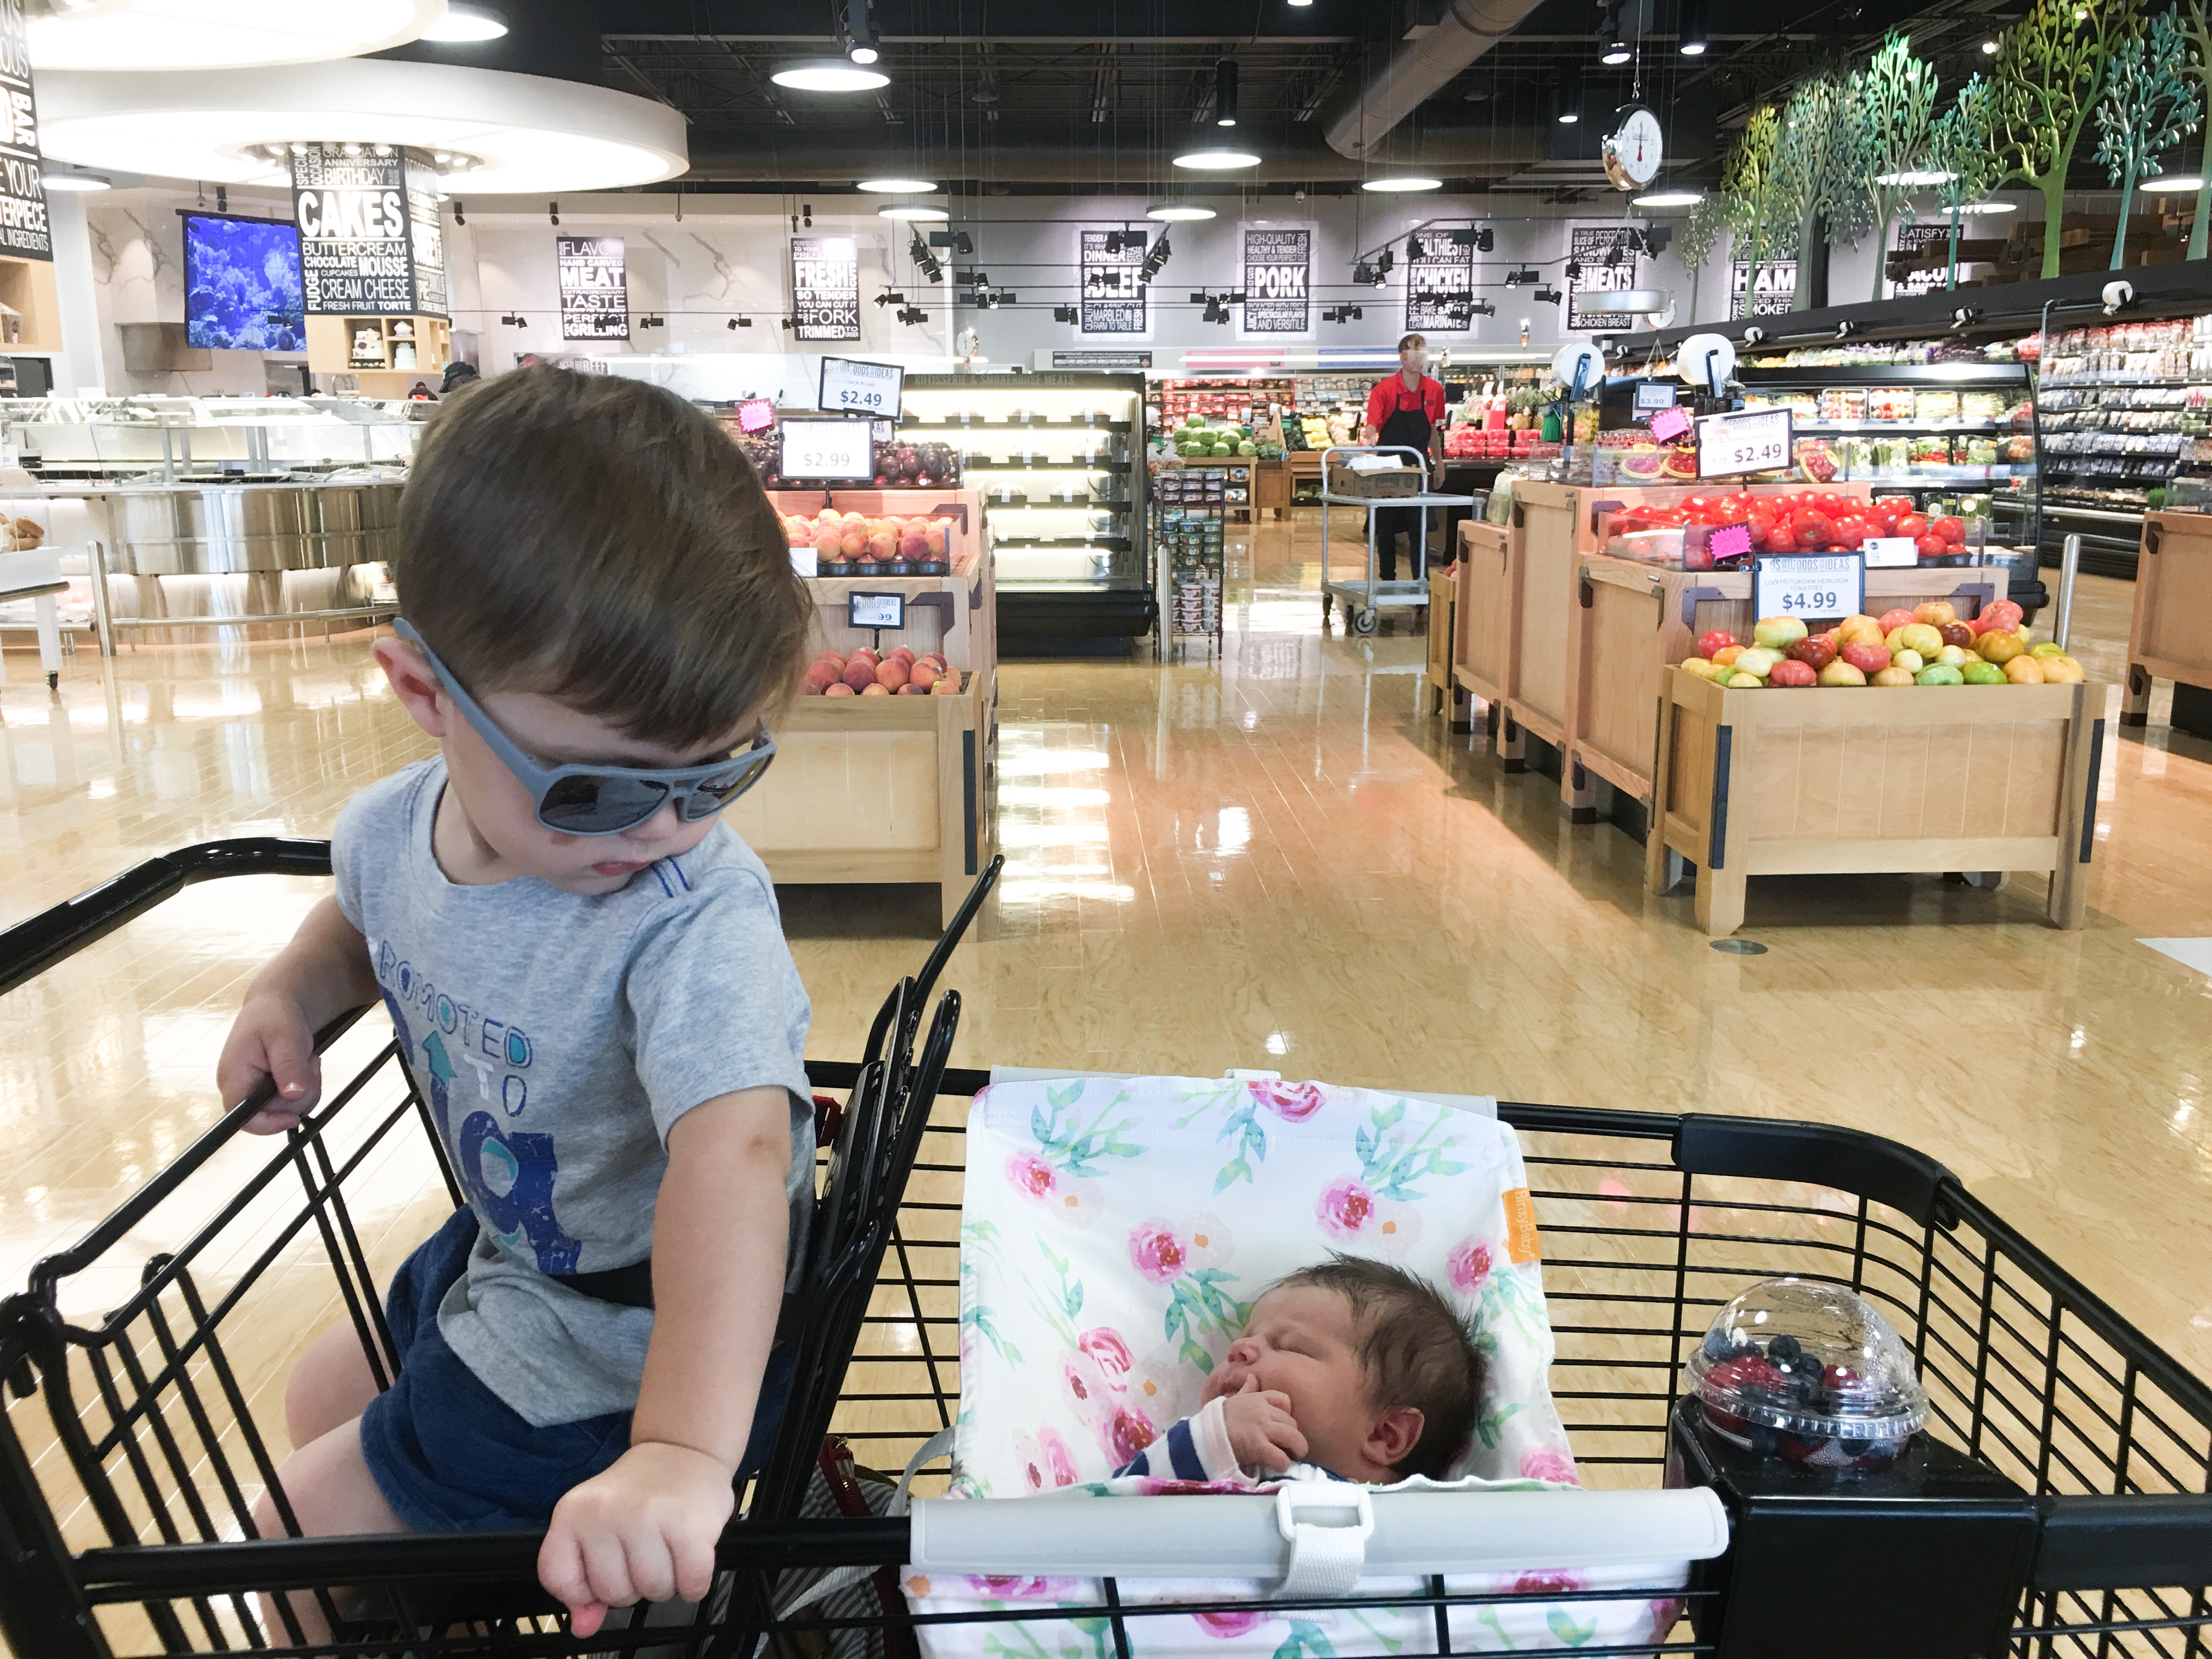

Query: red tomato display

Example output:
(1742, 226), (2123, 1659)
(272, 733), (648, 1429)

(1931, 515), (1966, 544)
(1876, 495), (1915, 517)
(1830, 516), (1872, 549)
(1914, 534), (1948, 560)
(1895, 514), (1930, 539)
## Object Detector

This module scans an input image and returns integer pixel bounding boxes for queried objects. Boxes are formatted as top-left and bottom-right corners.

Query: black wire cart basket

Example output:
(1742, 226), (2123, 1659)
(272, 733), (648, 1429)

(2, 840), (2210, 1659)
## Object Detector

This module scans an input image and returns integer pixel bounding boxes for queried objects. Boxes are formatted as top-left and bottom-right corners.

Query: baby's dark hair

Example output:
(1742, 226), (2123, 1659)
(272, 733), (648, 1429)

(1271, 1254), (1483, 1479)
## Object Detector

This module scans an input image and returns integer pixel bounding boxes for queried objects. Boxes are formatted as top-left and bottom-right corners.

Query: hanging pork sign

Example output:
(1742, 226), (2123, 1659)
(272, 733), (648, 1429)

(1241, 228), (1310, 336)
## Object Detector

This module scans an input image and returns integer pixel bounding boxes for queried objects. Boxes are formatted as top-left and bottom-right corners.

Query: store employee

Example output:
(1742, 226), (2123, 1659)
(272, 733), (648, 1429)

(1359, 332), (1448, 583)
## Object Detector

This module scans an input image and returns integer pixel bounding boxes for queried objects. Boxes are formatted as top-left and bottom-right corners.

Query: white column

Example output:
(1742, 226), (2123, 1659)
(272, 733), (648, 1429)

(46, 189), (107, 396)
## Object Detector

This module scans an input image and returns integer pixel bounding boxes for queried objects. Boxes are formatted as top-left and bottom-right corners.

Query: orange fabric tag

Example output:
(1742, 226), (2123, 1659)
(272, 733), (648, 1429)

(1503, 1187), (1542, 1264)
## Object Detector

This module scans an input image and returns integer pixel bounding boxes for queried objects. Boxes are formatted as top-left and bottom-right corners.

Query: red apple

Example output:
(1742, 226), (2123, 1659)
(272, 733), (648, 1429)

(1697, 629), (1737, 659)
(1787, 636), (1837, 672)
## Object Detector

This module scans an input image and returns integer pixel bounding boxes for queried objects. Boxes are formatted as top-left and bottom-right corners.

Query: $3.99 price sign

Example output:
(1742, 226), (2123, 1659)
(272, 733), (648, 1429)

(1753, 552), (1864, 624)
(1695, 407), (1794, 479)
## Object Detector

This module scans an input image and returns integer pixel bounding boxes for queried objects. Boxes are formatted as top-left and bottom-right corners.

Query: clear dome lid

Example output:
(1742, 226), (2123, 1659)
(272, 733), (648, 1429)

(1684, 1277), (1930, 1441)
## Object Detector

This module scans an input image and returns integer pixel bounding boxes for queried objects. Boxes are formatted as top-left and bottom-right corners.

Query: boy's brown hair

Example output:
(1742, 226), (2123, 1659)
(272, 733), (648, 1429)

(1272, 1254), (1483, 1479)
(397, 366), (812, 751)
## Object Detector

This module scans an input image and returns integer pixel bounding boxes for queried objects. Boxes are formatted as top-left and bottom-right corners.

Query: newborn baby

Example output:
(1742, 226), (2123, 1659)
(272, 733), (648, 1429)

(1114, 1255), (1483, 1486)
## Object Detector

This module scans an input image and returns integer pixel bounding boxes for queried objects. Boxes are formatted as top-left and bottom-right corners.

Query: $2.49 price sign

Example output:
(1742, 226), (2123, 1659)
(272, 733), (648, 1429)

(819, 356), (905, 417)
(1695, 407), (1794, 479)
(1753, 552), (1864, 624)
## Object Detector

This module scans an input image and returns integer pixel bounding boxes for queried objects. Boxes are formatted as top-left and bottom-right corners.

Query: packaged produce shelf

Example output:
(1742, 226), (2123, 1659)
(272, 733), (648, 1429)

(1737, 363), (2031, 384)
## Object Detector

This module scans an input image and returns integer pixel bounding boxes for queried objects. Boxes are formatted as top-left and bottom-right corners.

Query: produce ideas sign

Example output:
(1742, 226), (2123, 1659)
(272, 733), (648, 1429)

(558, 236), (629, 341)
(1404, 236), (1471, 333)
(1080, 230), (1146, 335)
(291, 143), (432, 315)
(0, 0), (49, 260)
(1565, 226), (1640, 332)
(1241, 228), (1310, 336)
(792, 235), (861, 342)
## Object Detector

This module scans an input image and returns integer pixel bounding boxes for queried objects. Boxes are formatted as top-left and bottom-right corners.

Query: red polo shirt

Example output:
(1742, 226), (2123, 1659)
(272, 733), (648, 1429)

(1365, 373), (1447, 432)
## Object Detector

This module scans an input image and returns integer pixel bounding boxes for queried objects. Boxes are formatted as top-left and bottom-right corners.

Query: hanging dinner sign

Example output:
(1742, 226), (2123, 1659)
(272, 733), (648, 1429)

(1080, 230), (1147, 335)
(558, 235), (629, 341)
(792, 235), (861, 341)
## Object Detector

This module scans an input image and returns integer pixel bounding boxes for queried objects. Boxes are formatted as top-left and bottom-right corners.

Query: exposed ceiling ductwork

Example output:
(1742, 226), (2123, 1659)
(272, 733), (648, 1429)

(1319, 0), (1554, 160)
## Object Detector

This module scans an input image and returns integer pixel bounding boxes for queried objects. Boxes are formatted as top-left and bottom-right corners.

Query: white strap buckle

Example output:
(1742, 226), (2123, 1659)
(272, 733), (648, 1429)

(1272, 1480), (1375, 1598)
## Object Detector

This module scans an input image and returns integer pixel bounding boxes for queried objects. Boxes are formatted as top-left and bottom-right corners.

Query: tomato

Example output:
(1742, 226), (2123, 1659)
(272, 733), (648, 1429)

(1876, 495), (1915, 516)
(1931, 515), (1966, 544)
(1915, 534), (1949, 560)
(1831, 516), (1872, 548)
(1761, 523), (1799, 552)
(1895, 514), (1930, 539)
(1869, 512), (1898, 537)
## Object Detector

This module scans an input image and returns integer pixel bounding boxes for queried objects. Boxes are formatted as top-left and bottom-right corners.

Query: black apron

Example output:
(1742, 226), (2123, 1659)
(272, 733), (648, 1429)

(1372, 377), (1434, 582)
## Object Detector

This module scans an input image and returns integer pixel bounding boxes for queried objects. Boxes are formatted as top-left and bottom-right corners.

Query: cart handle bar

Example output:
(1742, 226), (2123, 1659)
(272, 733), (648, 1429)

(66, 1490), (2212, 1604)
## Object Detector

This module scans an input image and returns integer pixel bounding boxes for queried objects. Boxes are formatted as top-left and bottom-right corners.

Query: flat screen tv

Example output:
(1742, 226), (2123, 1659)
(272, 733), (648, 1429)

(180, 212), (306, 352)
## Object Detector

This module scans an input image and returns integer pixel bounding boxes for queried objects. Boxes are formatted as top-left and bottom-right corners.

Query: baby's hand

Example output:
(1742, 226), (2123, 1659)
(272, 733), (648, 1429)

(217, 991), (322, 1133)
(538, 1442), (735, 1637)
(1222, 1375), (1307, 1472)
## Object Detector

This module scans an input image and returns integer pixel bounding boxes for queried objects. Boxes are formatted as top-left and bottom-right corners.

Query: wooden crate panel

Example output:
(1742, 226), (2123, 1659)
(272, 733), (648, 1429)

(1737, 716), (2068, 846)
(1662, 697), (1717, 842)
(1516, 509), (1573, 727)
(1582, 582), (1662, 782)
(1454, 521), (1511, 699)
(731, 729), (942, 854)
(2138, 517), (2212, 674)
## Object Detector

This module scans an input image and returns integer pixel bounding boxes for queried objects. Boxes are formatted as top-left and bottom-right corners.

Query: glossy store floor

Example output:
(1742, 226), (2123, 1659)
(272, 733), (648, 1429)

(6, 512), (2212, 1568)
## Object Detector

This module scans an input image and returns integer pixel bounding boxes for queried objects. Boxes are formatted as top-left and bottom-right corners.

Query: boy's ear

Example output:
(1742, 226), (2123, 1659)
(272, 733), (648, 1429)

(1365, 1406), (1424, 1472)
(373, 635), (452, 742)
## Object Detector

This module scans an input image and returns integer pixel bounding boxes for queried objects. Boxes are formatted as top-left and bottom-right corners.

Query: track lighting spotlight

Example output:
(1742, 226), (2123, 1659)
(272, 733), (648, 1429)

(548, 201), (558, 225)
(1407, 233), (1426, 261)
(726, 316), (753, 329)
(452, 201), (465, 225)
(1054, 305), (1078, 322)
(1534, 285), (1562, 304)
(1505, 267), (1538, 285)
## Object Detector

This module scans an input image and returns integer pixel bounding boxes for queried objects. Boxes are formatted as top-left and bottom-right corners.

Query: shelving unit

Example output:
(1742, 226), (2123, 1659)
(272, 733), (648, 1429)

(1150, 458), (1232, 655)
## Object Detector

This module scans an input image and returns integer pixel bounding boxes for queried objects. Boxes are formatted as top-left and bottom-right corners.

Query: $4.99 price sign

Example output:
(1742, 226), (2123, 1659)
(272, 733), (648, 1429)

(1695, 407), (1794, 479)
(1753, 552), (1864, 623)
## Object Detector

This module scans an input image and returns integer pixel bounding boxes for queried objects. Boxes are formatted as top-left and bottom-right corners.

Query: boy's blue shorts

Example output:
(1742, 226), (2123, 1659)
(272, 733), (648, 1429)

(359, 1207), (793, 1532)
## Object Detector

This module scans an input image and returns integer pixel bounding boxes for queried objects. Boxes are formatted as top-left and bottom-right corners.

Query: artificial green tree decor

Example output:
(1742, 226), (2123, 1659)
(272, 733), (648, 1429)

(1926, 76), (2006, 289)
(1677, 194), (1725, 321)
(1771, 75), (1859, 308)
(1994, 0), (2141, 277)
(1719, 105), (1786, 312)
(2095, 9), (2202, 267)
(2182, 0), (2212, 258)
(1848, 33), (1941, 301)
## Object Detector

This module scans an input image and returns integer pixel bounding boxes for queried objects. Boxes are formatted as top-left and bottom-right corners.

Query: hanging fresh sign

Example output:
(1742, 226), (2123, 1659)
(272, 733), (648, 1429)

(792, 235), (861, 342)
(1241, 228), (1310, 336)
(1080, 230), (1146, 335)
(0, 0), (49, 261)
(558, 235), (629, 341)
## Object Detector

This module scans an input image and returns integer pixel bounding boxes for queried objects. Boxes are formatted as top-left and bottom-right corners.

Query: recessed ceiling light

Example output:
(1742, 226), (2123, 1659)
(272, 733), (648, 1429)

(859, 177), (939, 193)
(27, 0), (445, 70)
(2142, 175), (2204, 194)
(1147, 202), (1217, 220)
(878, 203), (949, 220)
(420, 2), (507, 41)
(1362, 175), (1442, 191)
(1174, 148), (1260, 170)
(40, 168), (111, 191)
(1632, 190), (1703, 208)
(771, 58), (891, 92)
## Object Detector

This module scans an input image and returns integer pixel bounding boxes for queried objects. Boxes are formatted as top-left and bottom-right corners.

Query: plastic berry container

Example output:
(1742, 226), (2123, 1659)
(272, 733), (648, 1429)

(1684, 1278), (1929, 1471)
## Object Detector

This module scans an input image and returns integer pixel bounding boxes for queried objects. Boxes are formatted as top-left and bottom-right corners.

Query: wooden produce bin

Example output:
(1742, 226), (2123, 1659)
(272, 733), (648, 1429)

(1450, 518), (1512, 729)
(1647, 667), (2114, 938)
(1572, 555), (2011, 811)
(1254, 459), (1290, 520)
(2123, 512), (2212, 726)
(727, 668), (990, 927)
(1425, 562), (1462, 724)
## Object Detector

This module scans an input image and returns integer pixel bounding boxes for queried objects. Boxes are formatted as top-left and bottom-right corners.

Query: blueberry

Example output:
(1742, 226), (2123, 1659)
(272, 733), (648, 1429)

(1748, 1425), (1782, 1457)
(1702, 1327), (1734, 1360)
(1767, 1334), (1805, 1367)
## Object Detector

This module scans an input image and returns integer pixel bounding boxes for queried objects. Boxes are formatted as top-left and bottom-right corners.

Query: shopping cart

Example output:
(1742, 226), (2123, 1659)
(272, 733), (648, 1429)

(1317, 444), (1478, 637)
(4, 842), (2211, 1659)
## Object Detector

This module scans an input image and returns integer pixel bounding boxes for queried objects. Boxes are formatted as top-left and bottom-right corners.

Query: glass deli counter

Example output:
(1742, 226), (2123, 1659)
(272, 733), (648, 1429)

(897, 373), (1153, 650)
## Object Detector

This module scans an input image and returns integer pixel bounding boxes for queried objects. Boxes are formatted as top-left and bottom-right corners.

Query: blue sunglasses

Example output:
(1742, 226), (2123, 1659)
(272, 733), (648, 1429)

(393, 619), (777, 836)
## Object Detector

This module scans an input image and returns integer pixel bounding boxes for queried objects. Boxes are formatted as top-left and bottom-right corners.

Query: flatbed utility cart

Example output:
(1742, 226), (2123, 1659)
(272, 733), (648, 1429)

(4, 841), (2212, 1659)
(1317, 443), (1478, 636)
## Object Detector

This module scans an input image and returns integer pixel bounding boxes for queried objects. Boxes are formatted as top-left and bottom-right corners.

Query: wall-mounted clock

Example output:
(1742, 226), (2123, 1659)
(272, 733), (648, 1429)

(1603, 106), (1665, 193)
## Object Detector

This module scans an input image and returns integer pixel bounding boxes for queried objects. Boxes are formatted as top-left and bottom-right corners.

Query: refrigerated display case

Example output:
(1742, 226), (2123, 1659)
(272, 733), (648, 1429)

(897, 373), (1153, 650)
(5, 394), (426, 478)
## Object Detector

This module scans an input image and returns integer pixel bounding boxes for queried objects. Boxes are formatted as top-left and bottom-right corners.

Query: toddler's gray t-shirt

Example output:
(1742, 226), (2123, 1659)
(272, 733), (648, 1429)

(333, 757), (814, 1427)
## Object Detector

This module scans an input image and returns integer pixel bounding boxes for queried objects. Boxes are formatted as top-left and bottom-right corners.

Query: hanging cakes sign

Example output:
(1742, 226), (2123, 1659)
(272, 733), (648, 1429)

(291, 142), (428, 315)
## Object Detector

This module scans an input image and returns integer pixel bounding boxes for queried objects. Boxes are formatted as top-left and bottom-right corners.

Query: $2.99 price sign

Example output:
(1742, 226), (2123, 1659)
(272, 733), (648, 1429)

(1695, 407), (1793, 479)
(1753, 552), (1864, 624)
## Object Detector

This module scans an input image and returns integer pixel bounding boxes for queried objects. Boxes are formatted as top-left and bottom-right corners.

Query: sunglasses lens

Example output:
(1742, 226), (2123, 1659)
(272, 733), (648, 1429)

(539, 773), (671, 833)
(679, 748), (775, 820)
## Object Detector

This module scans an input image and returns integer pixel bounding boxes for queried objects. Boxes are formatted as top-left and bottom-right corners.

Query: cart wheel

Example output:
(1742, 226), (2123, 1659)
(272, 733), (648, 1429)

(46, 672), (59, 692)
(1321, 594), (1334, 618)
(1352, 608), (1379, 636)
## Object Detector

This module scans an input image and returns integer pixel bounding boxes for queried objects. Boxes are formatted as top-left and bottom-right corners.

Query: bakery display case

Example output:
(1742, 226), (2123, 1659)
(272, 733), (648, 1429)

(896, 373), (1152, 648)
(5, 394), (426, 478)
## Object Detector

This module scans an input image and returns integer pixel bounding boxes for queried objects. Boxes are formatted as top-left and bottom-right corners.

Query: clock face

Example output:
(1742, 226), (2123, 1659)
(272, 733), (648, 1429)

(1604, 107), (1666, 190)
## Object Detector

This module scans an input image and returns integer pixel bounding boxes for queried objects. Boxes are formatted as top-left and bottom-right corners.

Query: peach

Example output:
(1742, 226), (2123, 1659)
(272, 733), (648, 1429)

(842, 510), (865, 523)
(842, 662), (877, 692)
(899, 531), (928, 559)
(816, 506), (842, 524)
(909, 662), (940, 690)
(889, 645), (916, 664)
(803, 662), (839, 691)
(924, 525), (949, 555)
(876, 660), (909, 690)
(868, 531), (896, 559)
(798, 679), (824, 695)
(896, 681), (927, 694)
(930, 672), (961, 695)
(825, 681), (856, 696)
(840, 529), (868, 557)
(850, 647), (879, 667)
(860, 681), (891, 696)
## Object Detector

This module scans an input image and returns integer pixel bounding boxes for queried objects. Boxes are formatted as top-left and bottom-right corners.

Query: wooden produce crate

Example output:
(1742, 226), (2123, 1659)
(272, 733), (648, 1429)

(1254, 459), (1290, 520)
(1571, 555), (2012, 811)
(2123, 512), (2212, 726)
(1425, 562), (1462, 725)
(1451, 518), (1512, 738)
(1646, 667), (2114, 938)
(729, 669), (990, 929)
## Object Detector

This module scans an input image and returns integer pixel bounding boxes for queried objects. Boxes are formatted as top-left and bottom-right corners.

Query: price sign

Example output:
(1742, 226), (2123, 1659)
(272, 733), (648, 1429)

(1696, 407), (1794, 479)
(820, 356), (905, 417)
(1754, 552), (1864, 623)
(848, 591), (906, 630)
(1634, 380), (1678, 414)
(737, 398), (775, 432)
(779, 417), (876, 482)
(1862, 535), (1917, 569)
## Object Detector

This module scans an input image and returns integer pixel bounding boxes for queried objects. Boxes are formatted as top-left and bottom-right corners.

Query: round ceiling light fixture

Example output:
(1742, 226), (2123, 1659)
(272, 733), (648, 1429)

(2142, 174), (2204, 193)
(1173, 148), (1260, 170)
(859, 177), (939, 193)
(1942, 198), (2020, 213)
(421, 3), (508, 41)
(28, 0), (447, 71)
(878, 203), (949, 220)
(771, 58), (891, 92)
(1362, 175), (1442, 191)
(1632, 189), (1704, 208)
(1874, 168), (1956, 186)
(39, 60), (688, 194)
(40, 167), (112, 191)
(1146, 201), (1217, 220)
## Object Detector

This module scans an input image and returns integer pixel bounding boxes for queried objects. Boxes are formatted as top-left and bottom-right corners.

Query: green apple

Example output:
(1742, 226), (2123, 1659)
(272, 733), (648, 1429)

(1753, 614), (1810, 651)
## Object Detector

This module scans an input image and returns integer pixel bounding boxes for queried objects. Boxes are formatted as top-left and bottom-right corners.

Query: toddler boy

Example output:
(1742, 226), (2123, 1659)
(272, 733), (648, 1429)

(1115, 1256), (1482, 1485)
(220, 367), (817, 1637)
